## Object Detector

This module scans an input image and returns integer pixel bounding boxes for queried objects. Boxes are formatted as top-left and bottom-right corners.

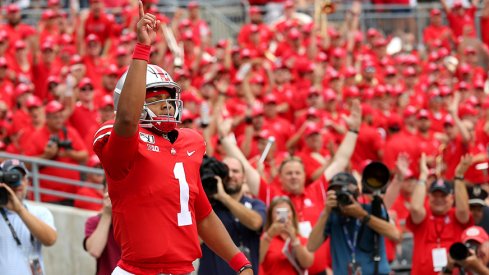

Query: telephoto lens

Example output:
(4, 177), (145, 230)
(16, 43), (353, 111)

(449, 242), (470, 261)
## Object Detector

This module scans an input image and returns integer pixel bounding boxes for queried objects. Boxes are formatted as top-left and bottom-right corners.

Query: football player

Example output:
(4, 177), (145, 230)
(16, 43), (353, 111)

(92, 2), (253, 275)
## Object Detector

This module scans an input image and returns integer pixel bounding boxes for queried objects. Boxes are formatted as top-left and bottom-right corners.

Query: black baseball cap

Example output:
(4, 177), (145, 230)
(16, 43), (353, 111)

(0, 159), (29, 176)
(429, 179), (453, 194)
(468, 186), (488, 206)
(328, 172), (358, 190)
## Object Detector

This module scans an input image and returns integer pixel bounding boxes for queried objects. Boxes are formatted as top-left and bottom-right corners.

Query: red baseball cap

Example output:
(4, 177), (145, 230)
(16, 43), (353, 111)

(474, 80), (485, 90)
(305, 124), (321, 137)
(344, 67), (357, 78)
(456, 81), (470, 91)
(343, 86), (360, 99)
(187, 1), (199, 9)
(430, 8), (441, 16)
(104, 64), (119, 76)
(45, 100), (64, 114)
(453, 1), (463, 9)
(403, 67), (417, 77)
(15, 83), (32, 97)
(47, 75), (61, 84)
(26, 95), (43, 109)
(367, 28), (379, 38)
(250, 75), (265, 84)
(263, 94), (278, 104)
(417, 109), (430, 119)
(403, 105), (418, 118)
(251, 105), (264, 116)
(0, 57), (7, 67)
(459, 105), (478, 118)
(288, 28), (301, 39)
(385, 66), (397, 76)
(464, 46), (477, 55)
(78, 77), (94, 89)
(323, 88), (336, 102)
(6, 4), (20, 13)
(85, 33), (101, 44)
(48, 0), (60, 6)
(42, 9), (58, 20)
(374, 85), (387, 98)
(87, 155), (102, 168)
(462, 226), (489, 244)
(14, 40), (26, 50)
(458, 63), (472, 75)
(249, 6), (261, 14)
(332, 47), (346, 58)
(41, 41), (55, 51)
(100, 94), (114, 108)
(444, 115), (454, 126)
(284, 0), (294, 8)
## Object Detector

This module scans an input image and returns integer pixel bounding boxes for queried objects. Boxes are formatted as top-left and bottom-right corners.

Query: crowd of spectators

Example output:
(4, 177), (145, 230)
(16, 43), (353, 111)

(1, 0), (489, 274)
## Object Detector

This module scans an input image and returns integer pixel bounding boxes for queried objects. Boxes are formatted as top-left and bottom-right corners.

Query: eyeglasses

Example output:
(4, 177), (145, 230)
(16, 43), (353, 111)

(80, 86), (93, 92)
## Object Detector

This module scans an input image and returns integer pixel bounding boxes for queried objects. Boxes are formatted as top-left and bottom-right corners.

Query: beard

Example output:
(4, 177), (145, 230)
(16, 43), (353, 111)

(224, 182), (242, 195)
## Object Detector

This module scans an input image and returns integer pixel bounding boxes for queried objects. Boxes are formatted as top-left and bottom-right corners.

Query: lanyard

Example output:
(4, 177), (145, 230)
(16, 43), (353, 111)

(1, 208), (21, 246)
(343, 219), (361, 262)
(433, 215), (447, 245)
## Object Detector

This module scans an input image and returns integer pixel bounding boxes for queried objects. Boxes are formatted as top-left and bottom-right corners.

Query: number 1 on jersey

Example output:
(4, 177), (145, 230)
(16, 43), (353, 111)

(174, 162), (192, 226)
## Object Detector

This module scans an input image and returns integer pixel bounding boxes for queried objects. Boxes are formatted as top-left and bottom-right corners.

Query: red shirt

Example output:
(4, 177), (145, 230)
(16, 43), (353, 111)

(383, 131), (422, 176)
(423, 25), (452, 50)
(0, 23), (36, 56)
(69, 103), (99, 140)
(93, 122), (212, 274)
(258, 177), (330, 274)
(417, 131), (441, 160)
(447, 7), (477, 38)
(24, 125), (87, 202)
(351, 124), (383, 171)
(482, 16), (489, 48)
(407, 208), (473, 275)
(263, 116), (294, 153)
(260, 236), (309, 275)
(32, 59), (62, 101)
(443, 136), (470, 180)
(75, 187), (103, 211)
(84, 13), (113, 44)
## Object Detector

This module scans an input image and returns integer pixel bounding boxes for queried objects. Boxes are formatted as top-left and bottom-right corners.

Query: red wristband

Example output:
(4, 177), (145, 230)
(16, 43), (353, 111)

(228, 252), (251, 272)
(132, 43), (151, 62)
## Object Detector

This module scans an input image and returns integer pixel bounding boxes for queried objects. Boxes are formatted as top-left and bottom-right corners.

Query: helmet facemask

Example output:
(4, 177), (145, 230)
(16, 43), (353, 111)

(140, 88), (183, 134)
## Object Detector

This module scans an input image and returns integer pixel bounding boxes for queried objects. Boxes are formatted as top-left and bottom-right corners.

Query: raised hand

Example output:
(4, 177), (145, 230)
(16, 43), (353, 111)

(342, 99), (362, 132)
(455, 154), (473, 178)
(136, 0), (160, 46)
(395, 153), (411, 179)
(419, 153), (429, 180)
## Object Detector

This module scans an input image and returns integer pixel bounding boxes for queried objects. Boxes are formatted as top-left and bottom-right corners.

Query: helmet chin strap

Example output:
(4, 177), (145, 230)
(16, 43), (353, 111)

(144, 107), (177, 134)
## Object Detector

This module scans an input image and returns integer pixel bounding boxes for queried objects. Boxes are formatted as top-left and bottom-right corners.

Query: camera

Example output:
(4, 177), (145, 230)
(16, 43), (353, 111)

(328, 172), (358, 208)
(0, 170), (23, 205)
(200, 156), (229, 198)
(49, 135), (73, 150)
(449, 241), (480, 261)
(361, 161), (390, 195)
(336, 187), (354, 206)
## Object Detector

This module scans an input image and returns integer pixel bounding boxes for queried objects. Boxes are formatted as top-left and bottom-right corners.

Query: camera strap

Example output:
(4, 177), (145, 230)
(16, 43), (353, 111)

(1, 207), (22, 246)
(342, 219), (361, 263)
(61, 126), (68, 140)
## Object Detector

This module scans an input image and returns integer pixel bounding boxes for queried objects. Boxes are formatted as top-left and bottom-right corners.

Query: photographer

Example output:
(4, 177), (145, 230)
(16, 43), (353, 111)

(307, 172), (401, 275)
(24, 100), (88, 205)
(442, 226), (489, 274)
(0, 159), (57, 274)
(198, 156), (266, 275)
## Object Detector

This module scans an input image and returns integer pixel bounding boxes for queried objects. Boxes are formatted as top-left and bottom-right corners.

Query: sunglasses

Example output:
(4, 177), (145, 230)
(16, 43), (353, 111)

(80, 86), (94, 92)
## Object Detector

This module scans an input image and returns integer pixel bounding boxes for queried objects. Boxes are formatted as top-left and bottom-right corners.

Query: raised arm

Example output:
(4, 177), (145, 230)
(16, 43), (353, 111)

(324, 100), (361, 180)
(84, 194), (112, 258)
(440, 0), (450, 14)
(454, 155), (472, 224)
(448, 93), (471, 144)
(114, 1), (160, 137)
(409, 154), (429, 224)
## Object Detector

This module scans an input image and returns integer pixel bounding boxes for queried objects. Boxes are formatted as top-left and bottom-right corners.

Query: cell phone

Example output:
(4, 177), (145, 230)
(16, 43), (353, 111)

(276, 208), (289, 223)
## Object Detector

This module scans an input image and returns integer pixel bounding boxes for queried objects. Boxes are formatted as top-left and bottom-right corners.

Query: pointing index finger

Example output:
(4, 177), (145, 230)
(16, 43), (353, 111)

(138, 0), (144, 18)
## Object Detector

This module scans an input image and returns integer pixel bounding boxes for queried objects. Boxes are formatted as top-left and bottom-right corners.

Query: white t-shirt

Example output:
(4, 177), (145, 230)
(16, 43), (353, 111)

(0, 202), (56, 275)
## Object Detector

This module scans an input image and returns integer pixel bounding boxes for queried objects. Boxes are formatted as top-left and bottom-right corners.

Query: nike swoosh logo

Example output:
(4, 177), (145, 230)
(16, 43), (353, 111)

(187, 150), (195, 156)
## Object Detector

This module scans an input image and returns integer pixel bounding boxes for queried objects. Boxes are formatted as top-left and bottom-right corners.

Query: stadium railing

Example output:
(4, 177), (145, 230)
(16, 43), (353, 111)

(0, 152), (104, 206)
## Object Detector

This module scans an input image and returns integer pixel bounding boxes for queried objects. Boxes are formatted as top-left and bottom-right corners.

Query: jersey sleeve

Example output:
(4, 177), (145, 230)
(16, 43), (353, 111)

(92, 120), (139, 180)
